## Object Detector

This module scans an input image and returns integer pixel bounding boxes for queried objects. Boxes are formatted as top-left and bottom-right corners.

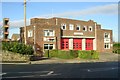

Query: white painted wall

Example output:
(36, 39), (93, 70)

(93, 39), (96, 50)
(69, 39), (73, 50)
(82, 39), (85, 50)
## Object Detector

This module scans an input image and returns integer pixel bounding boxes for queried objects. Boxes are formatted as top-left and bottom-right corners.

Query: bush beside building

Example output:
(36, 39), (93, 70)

(44, 50), (99, 59)
(113, 43), (120, 54)
(2, 42), (34, 55)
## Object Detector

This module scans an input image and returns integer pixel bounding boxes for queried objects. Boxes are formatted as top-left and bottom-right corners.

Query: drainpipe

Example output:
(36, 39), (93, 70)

(56, 18), (58, 25)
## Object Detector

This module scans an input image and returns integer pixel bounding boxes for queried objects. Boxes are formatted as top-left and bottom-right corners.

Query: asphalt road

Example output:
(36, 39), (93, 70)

(1, 62), (120, 79)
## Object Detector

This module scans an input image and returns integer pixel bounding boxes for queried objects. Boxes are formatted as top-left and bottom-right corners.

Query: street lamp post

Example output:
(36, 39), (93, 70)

(34, 26), (36, 54)
(24, 0), (27, 44)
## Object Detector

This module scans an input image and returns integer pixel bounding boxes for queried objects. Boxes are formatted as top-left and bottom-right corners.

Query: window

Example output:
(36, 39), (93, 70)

(69, 24), (74, 30)
(44, 44), (53, 50)
(104, 43), (110, 49)
(76, 25), (80, 31)
(44, 30), (54, 36)
(83, 26), (87, 31)
(28, 30), (33, 37)
(61, 24), (66, 30)
(104, 33), (110, 38)
(89, 26), (93, 32)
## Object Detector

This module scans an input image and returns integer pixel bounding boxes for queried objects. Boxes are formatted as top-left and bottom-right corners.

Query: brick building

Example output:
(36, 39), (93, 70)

(20, 17), (113, 53)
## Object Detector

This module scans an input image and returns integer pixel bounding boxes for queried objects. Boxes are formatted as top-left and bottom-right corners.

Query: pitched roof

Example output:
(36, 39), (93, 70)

(11, 34), (20, 41)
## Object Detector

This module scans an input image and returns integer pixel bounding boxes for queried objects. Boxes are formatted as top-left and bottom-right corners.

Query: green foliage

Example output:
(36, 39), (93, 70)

(44, 50), (78, 59)
(113, 43), (120, 54)
(44, 50), (98, 59)
(78, 50), (99, 59)
(2, 42), (34, 55)
(113, 43), (120, 48)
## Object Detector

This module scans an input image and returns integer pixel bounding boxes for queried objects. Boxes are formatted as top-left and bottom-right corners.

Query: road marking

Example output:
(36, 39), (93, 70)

(2, 71), (60, 78)
(87, 67), (118, 72)
(47, 71), (54, 75)
(40, 71), (54, 76)
(0, 73), (7, 76)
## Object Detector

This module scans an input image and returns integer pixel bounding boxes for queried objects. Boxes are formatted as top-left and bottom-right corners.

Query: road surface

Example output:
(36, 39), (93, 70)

(1, 61), (120, 79)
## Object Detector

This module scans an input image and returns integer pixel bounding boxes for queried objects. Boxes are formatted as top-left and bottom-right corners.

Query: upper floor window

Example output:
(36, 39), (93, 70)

(69, 24), (74, 30)
(83, 26), (87, 31)
(61, 24), (66, 30)
(44, 30), (54, 36)
(76, 25), (80, 31)
(89, 26), (93, 32)
(104, 33), (110, 38)
(28, 30), (33, 37)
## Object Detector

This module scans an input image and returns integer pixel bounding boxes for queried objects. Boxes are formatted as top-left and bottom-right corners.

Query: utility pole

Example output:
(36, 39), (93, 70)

(34, 26), (36, 54)
(24, 0), (27, 44)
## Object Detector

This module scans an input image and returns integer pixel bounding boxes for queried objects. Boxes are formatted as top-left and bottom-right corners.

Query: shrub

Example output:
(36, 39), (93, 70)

(113, 43), (120, 54)
(44, 50), (77, 59)
(44, 50), (98, 59)
(58, 50), (74, 59)
(2, 42), (34, 55)
(78, 50), (99, 59)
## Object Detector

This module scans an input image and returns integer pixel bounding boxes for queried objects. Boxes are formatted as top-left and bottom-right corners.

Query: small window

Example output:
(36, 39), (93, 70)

(69, 24), (74, 30)
(104, 43), (110, 49)
(28, 30), (33, 37)
(44, 44), (54, 50)
(104, 33), (110, 38)
(44, 44), (49, 49)
(44, 30), (54, 36)
(83, 26), (87, 31)
(76, 25), (80, 31)
(61, 24), (66, 30)
(89, 26), (92, 32)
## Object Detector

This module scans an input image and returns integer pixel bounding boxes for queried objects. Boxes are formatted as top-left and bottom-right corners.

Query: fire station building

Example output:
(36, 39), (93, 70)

(20, 17), (113, 52)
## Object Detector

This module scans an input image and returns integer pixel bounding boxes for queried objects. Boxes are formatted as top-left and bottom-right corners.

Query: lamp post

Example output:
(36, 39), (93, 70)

(24, 0), (27, 44)
(34, 26), (36, 54)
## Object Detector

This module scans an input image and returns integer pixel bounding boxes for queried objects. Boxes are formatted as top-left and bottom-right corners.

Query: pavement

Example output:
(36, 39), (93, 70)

(0, 53), (119, 64)
(27, 52), (119, 64)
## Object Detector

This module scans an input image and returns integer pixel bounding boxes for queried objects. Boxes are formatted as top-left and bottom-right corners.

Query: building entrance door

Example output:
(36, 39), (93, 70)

(86, 38), (93, 50)
(61, 38), (69, 50)
(73, 39), (82, 50)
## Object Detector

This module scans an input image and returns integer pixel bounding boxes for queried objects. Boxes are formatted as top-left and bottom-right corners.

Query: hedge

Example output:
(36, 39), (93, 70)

(2, 42), (34, 55)
(44, 50), (78, 59)
(78, 50), (99, 59)
(44, 50), (99, 59)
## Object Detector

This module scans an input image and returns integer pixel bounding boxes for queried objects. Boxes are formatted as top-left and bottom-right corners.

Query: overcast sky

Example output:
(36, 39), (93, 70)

(0, 1), (119, 42)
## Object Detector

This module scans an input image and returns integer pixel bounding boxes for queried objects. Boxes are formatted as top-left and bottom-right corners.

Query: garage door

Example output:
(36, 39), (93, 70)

(61, 38), (69, 50)
(73, 39), (82, 50)
(86, 39), (93, 50)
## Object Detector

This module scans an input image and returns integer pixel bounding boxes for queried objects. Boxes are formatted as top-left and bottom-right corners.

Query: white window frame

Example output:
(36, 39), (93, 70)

(83, 26), (87, 31)
(69, 24), (74, 30)
(44, 44), (54, 50)
(28, 30), (33, 37)
(104, 32), (110, 39)
(43, 37), (55, 42)
(61, 24), (66, 30)
(44, 30), (55, 36)
(76, 25), (80, 31)
(104, 43), (110, 49)
(89, 26), (93, 32)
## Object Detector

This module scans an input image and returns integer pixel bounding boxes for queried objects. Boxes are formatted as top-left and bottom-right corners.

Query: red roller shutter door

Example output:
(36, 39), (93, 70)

(73, 39), (82, 50)
(61, 38), (69, 50)
(86, 39), (93, 50)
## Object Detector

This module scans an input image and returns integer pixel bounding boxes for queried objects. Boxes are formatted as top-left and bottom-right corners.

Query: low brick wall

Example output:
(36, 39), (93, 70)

(1, 51), (30, 61)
